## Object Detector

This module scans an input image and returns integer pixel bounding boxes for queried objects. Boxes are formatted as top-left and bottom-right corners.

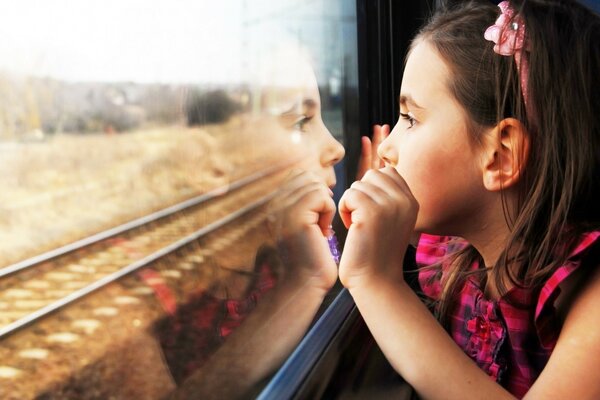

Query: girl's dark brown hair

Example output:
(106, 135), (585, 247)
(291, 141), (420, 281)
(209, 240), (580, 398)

(412, 0), (600, 324)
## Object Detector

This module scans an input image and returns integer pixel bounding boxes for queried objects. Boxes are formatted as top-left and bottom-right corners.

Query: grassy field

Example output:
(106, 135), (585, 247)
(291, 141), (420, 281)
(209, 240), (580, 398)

(0, 117), (295, 267)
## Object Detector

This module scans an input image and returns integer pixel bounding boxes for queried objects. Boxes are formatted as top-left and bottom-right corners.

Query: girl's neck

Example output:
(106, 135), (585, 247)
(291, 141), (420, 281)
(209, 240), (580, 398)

(460, 196), (518, 300)
(461, 197), (514, 274)
(468, 228), (509, 270)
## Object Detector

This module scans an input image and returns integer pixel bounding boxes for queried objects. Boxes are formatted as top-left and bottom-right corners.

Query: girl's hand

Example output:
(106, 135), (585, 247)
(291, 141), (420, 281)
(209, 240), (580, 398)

(268, 171), (338, 292)
(338, 167), (418, 290)
(356, 124), (390, 180)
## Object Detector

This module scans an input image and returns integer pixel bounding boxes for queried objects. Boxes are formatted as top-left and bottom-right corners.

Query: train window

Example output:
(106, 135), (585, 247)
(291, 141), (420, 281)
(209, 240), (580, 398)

(0, 1), (357, 399)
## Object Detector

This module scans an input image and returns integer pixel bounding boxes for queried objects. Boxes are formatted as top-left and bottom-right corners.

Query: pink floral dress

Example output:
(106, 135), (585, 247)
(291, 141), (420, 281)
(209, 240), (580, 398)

(417, 231), (600, 398)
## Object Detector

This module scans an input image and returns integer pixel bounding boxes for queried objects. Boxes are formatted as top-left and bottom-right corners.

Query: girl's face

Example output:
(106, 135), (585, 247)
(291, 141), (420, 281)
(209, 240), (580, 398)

(377, 41), (487, 235)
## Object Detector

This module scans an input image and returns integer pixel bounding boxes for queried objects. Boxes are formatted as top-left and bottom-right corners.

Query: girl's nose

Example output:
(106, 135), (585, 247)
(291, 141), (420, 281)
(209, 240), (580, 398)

(377, 135), (398, 167)
(320, 134), (345, 167)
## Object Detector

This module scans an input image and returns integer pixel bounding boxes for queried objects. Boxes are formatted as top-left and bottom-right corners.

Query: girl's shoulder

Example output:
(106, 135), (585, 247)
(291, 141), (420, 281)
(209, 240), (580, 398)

(414, 231), (600, 305)
(537, 231), (600, 311)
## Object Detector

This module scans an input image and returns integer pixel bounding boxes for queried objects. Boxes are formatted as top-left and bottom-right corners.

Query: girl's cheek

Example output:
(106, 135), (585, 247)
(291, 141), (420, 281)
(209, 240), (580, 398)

(397, 147), (441, 201)
(395, 139), (418, 177)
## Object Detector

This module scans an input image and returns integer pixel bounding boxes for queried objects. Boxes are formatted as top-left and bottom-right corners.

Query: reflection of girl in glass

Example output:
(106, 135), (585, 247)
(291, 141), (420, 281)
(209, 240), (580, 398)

(161, 45), (344, 398)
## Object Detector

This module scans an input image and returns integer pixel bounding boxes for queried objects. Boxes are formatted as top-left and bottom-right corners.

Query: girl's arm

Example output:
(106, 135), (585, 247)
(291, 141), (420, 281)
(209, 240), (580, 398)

(170, 276), (331, 399)
(338, 167), (514, 399)
(171, 171), (339, 399)
(349, 277), (514, 399)
(524, 263), (600, 399)
(339, 167), (600, 399)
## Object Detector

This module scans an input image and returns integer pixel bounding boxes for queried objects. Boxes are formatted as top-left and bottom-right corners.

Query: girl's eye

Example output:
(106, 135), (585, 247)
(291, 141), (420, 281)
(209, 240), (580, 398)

(399, 112), (417, 129)
(293, 115), (311, 132)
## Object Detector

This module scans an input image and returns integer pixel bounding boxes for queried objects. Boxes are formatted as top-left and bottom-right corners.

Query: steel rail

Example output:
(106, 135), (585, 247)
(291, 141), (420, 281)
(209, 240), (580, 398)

(0, 190), (277, 340)
(0, 161), (289, 279)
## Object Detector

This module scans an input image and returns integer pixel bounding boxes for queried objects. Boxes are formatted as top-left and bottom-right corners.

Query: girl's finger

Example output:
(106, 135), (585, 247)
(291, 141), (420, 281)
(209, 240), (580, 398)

(371, 124), (389, 169)
(315, 194), (337, 235)
(359, 166), (415, 203)
(371, 125), (383, 169)
(349, 179), (393, 205)
(356, 136), (372, 180)
(276, 181), (330, 214)
(375, 166), (414, 195)
(356, 169), (418, 218)
(338, 185), (378, 228)
(268, 172), (326, 221)
(286, 184), (336, 235)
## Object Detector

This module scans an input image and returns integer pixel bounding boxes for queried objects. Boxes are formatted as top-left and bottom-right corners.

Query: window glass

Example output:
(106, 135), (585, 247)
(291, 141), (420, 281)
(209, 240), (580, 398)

(0, 1), (357, 398)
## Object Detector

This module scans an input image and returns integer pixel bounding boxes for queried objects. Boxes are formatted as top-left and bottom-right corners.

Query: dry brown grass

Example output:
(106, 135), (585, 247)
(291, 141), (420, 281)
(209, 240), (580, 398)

(0, 117), (293, 267)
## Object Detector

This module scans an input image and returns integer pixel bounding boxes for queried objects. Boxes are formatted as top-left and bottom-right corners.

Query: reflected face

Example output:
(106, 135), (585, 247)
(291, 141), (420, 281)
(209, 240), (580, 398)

(377, 41), (484, 235)
(256, 47), (344, 189)
(277, 92), (345, 188)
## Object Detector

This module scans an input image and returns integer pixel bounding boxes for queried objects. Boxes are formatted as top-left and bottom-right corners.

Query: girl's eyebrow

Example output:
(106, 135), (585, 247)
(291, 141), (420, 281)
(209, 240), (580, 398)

(399, 94), (424, 110)
(302, 98), (317, 110)
(302, 98), (317, 117)
(280, 103), (300, 116)
(280, 98), (317, 117)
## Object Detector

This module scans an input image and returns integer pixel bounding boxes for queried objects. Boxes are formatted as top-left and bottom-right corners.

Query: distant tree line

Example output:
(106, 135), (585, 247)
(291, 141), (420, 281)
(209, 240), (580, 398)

(185, 89), (242, 126)
(0, 76), (186, 138)
(0, 75), (247, 139)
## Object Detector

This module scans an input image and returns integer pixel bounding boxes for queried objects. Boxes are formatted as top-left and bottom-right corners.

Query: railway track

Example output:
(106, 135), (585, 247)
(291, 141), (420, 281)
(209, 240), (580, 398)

(0, 162), (299, 399)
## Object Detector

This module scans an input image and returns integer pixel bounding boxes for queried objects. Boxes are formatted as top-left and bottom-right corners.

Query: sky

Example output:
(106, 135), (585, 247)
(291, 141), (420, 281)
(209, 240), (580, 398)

(0, 0), (343, 87)
(0, 0), (248, 84)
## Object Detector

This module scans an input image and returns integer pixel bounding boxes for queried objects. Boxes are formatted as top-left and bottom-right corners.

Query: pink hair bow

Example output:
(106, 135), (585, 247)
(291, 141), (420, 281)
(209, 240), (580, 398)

(484, 1), (530, 108)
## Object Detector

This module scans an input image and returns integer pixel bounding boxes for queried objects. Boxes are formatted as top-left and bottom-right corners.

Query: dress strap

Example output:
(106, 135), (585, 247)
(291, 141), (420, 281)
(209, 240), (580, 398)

(535, 231), (600, 320)
(534, 231), (600, 348)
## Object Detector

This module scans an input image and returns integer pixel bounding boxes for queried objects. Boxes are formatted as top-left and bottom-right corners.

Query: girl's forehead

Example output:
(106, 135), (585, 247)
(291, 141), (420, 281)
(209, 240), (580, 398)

(256, 46), (318, 89)
(262, 86), (321, 117)
(401, 41), (451, 105)
(254, 46), (321, 115)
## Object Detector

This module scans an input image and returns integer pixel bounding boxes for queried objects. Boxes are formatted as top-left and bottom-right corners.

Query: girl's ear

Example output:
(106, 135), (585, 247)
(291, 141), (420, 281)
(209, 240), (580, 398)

(480, 118), (530, 192)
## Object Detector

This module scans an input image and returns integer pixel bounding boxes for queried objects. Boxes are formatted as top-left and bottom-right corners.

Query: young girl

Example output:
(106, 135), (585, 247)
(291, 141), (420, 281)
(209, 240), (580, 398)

(335, 0), (600, 398)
